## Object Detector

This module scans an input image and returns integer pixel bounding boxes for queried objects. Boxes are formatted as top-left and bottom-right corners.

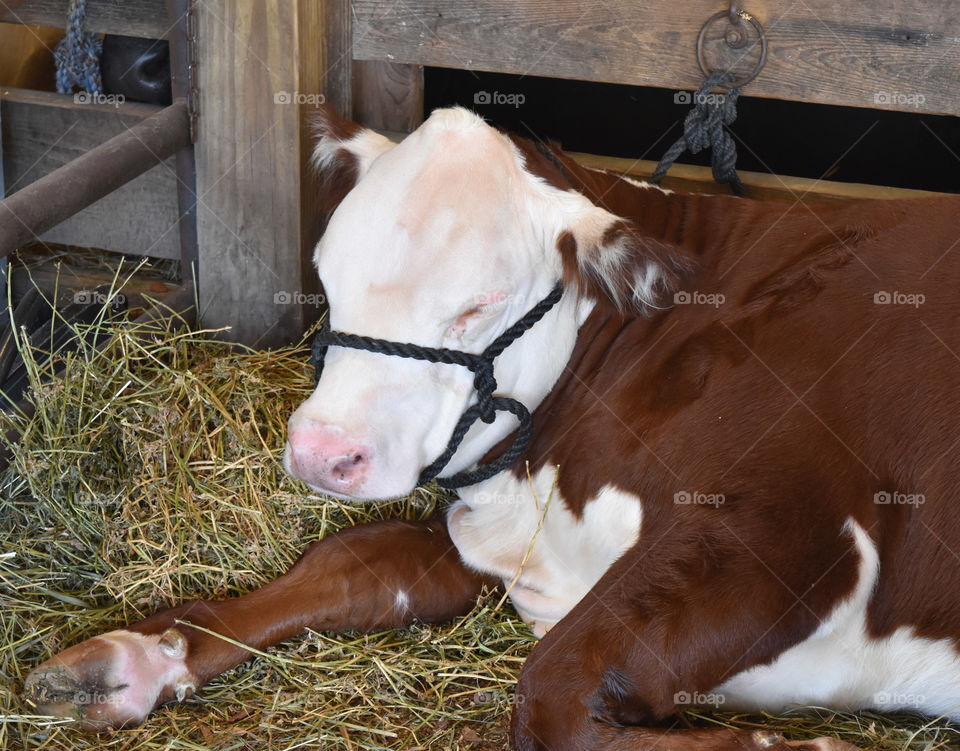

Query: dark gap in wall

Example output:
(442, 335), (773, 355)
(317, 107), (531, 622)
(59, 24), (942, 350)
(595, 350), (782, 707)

(425, 68), (960, 193)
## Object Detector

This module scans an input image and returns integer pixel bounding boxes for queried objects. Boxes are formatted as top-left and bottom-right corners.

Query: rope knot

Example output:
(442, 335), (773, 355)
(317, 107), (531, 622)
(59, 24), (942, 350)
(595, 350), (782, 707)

(55, 0), (103, 96)
(472, 357), (498, 423)
(652, 70), (744, 196)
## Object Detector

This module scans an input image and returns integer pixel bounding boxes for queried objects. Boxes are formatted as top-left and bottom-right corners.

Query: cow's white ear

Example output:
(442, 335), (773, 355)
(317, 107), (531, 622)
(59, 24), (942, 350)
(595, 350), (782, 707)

(556, 196), (687, 314)
(311, 105), (396, 177)
(310, 105), (397, 218)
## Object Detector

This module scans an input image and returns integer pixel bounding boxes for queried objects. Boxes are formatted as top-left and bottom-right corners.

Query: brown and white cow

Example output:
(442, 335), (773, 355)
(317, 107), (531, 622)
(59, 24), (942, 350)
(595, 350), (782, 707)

(24, 105), (960, 750)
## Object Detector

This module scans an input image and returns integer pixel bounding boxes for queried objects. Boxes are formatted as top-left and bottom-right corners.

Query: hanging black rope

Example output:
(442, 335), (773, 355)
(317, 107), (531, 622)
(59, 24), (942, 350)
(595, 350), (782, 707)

(652, 70), (744, 196)
(310, 283), (563, 489)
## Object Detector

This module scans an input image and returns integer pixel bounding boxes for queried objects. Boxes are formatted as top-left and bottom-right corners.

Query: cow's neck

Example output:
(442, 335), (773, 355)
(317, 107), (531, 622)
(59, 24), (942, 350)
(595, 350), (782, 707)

(467, 139), (764, 498)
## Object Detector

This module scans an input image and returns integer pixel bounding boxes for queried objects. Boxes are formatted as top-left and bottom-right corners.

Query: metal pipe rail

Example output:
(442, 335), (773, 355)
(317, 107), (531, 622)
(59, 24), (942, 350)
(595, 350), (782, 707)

(0, 99), (190, 260)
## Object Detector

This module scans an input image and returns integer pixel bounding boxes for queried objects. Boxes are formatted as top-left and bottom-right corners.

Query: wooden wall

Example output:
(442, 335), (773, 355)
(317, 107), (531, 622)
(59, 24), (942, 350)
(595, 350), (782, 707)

(352, 0), (960, 117)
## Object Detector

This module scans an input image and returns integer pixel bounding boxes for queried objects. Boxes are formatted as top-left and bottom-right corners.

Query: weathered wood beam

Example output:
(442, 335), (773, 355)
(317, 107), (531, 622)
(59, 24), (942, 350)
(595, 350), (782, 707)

(353, 0), (960, 117)
(1, 0), (168, 39)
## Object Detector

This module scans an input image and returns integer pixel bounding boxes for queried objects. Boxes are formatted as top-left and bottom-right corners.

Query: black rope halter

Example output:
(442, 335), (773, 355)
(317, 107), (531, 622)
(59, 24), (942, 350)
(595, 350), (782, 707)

(309, 283), (564, 489)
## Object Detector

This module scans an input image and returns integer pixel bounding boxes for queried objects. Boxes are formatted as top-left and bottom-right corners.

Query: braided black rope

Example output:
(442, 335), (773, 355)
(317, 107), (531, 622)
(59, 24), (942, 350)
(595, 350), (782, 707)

(652, 71), (744, 196)
(418, 396), (532, 488)
(310, 283), (563, 488)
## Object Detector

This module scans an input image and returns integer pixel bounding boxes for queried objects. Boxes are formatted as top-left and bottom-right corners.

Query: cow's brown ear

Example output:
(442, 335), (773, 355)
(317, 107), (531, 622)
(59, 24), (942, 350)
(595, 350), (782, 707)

(310, 104), (397, 218)
(556, 201), (687, 314)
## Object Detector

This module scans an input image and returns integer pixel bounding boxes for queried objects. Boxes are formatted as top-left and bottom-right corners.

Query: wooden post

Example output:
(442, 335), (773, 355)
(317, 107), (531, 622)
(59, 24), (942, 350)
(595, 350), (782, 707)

(353, 60), (424, 133)
(194, 0), (348, 347)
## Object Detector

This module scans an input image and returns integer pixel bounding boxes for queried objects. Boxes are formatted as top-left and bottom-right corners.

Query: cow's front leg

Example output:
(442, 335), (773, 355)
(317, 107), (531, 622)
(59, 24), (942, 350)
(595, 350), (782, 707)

(511, 518), (865, 751)
(24, 517), (496, 730)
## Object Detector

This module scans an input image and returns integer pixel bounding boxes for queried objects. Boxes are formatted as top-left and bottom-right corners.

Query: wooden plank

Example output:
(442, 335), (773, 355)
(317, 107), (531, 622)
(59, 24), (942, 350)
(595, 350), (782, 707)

(10, 263), (181, 313)
(353, 0), (960, 117)
(1, 0), (168, 39)
(0, 88), (181, 259)
(194, 0), (329, 347)
(322, 0), (353, 117)
(352, 60), (424, 132)
(569, 152), (950, 201)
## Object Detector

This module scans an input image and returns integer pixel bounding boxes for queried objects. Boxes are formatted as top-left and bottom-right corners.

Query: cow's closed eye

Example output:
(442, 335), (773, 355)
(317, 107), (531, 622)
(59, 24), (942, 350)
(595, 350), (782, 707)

(446, 293), (508, 339)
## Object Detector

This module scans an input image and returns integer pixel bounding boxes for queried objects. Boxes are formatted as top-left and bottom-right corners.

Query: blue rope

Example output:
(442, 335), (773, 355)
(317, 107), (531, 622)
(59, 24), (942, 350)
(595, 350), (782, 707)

(652, 71), (744, 196)
(54, 0), (103, 96)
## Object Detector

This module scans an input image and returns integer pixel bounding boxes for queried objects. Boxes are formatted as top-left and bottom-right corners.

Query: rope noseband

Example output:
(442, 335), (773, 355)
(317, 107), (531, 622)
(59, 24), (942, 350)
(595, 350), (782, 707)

(310, 283), (564, 489)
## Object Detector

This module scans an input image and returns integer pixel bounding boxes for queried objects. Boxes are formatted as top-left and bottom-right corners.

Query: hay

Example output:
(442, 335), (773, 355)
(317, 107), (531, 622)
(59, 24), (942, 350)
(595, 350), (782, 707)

(0, 285), (956, 750)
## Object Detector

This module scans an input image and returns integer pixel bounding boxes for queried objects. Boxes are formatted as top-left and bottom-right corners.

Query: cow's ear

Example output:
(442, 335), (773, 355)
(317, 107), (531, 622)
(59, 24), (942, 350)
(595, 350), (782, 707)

(506, 134), (687, 315)
(310, 104), (397, 217)
(555, 198), (688, 314)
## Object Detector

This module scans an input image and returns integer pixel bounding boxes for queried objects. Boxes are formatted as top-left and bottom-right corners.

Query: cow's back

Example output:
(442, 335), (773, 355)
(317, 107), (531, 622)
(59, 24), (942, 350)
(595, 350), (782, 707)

(515, 191), (960, 707)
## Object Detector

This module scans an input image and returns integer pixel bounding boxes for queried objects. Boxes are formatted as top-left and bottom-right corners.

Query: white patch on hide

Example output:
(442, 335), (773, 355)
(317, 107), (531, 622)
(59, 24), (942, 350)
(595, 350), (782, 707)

(714, 519), (960, 720)
(448, 466), (642, 637)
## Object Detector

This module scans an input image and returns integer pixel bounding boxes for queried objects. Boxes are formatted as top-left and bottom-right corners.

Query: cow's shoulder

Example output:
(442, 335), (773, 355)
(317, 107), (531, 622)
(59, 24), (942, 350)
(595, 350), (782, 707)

(448, 466), (642, 637)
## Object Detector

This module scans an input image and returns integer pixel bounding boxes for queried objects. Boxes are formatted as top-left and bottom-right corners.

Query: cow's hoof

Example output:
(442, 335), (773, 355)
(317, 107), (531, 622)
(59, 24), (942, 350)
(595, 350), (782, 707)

(23, 628), (197, 730)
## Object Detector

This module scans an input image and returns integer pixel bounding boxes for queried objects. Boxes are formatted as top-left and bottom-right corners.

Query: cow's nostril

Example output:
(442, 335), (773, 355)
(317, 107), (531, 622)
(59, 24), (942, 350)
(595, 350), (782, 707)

(332, 453), (366, 481)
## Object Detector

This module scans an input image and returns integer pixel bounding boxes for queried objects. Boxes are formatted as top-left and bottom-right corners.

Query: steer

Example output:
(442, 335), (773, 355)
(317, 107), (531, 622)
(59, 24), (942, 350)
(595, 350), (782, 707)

(24, 105), (960, 751)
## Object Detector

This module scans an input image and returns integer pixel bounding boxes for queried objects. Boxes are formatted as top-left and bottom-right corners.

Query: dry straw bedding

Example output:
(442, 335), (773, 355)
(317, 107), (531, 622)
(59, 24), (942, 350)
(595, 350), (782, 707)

(0, 303), (955, 750)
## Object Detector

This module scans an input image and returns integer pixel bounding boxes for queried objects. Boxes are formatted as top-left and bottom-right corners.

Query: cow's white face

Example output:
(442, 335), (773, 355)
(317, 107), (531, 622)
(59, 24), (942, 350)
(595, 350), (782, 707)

(284, 107), (668, 500)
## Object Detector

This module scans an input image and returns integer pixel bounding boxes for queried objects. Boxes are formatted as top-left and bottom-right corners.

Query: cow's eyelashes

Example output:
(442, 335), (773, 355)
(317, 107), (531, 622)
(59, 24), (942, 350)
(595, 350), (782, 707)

(467, 292), (510, 317)
(447, 295), (508, 338)
(464, 301), (502, 318)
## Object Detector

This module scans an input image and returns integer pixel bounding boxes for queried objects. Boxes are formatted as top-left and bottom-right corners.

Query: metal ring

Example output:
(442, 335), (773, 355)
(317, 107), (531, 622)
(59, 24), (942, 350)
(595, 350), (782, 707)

(696, 8), (767, 88)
